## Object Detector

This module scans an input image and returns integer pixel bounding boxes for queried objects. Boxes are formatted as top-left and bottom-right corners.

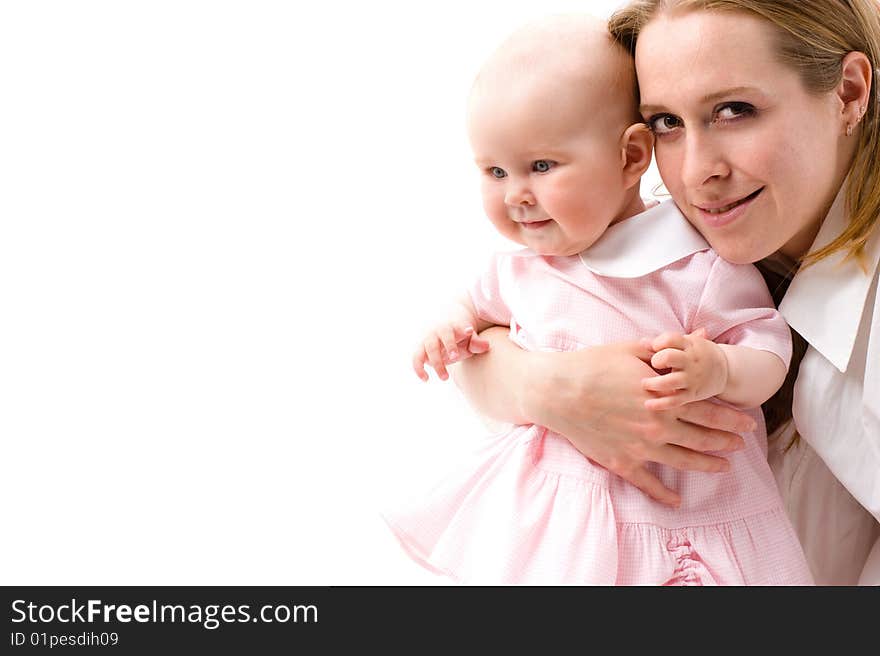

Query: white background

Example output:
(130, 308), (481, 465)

(0, 0), (663, 584)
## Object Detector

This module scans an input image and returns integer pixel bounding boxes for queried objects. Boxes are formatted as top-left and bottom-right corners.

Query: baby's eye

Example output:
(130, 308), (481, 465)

(647, 114), (683, 135)
(489, 166), (507, 179)
(532, 160), (556, 173)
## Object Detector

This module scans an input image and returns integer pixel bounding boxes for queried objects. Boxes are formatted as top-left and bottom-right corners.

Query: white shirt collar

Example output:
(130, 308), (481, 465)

(779, 184), (880, 373)
(578, 199), (709, 278)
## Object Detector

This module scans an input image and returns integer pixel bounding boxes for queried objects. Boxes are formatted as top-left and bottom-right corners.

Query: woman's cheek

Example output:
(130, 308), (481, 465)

(654, 144), (683, 193)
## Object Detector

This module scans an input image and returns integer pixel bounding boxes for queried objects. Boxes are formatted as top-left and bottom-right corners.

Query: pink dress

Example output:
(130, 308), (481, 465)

(385, 201), (814, 585)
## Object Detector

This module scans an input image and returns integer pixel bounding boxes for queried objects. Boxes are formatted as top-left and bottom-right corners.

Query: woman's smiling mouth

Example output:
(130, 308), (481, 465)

(695, 188), (764, 227)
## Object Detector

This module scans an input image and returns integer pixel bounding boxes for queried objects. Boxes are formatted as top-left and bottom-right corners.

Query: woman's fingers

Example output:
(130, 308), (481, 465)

(642, 372), (687, 393)
(661, 414), (745, 453)
(652, 443), (731, 473)
(677, 399), (756, 435)
(615, 465), (681, 507)
(644, 393), (689, 410)
(512, 344), (748, 506)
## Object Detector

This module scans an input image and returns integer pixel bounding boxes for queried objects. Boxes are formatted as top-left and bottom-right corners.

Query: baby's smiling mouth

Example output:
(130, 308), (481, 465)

(518, 219), (553, 230)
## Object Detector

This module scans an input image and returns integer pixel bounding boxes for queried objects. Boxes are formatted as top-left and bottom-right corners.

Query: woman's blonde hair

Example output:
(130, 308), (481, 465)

(609, 0), (880, 267)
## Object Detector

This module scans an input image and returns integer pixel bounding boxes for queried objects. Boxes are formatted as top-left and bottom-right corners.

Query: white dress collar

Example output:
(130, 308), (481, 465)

(578, 199), (709, 278)
(779, 184), (880, 373)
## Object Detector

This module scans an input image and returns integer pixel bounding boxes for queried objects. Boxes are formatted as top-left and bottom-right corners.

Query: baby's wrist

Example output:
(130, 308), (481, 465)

(713, 342), (732, 393)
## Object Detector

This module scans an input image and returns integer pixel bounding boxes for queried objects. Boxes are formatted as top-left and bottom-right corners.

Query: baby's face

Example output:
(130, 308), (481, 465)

(468, 79), (633, 257)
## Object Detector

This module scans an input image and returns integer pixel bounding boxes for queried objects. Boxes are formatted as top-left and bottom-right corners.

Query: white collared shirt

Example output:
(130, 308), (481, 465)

(779, 187), (880, 523)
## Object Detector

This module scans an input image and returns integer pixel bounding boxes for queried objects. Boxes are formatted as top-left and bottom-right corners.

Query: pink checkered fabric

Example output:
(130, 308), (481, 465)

(385, 248), (813, 585)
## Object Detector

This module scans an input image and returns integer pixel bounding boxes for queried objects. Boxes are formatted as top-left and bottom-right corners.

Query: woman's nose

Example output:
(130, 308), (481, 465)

(680, 131), (731, 189)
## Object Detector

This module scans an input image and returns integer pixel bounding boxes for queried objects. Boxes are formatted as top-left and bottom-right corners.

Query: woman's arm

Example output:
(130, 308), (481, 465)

(451, 327), (534, 424)
(453, 326), (755, 507)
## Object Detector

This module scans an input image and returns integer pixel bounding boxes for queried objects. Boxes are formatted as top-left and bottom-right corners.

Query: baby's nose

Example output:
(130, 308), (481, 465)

(504, 183), (536, 207)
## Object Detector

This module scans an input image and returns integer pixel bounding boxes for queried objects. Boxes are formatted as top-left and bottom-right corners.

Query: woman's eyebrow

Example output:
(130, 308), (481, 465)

(638, 102), (666, 116)
(639, 86), (762, 115)
(699, 86), (760, 103)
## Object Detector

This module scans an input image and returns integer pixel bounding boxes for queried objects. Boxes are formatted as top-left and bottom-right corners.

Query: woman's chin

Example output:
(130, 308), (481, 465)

(709, 239), (775, 265)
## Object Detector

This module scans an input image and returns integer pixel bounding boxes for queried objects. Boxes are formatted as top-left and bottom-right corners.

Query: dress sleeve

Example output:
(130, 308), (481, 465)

(467, 251), (513, 327)
(691, 254), (793, 369)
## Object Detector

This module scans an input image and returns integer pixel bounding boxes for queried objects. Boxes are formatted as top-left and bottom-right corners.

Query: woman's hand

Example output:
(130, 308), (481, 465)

(454, 328), (755, 507)
(524, 341), (754, 506)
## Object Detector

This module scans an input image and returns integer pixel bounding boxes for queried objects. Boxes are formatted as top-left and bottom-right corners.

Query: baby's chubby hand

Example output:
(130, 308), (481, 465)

(639, 328), (729, 410)
(412, 321), (491, 382)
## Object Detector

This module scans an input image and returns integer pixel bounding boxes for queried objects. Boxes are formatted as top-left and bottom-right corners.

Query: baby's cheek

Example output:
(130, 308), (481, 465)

(481, 193), (505, 223)
(545, 177), (589, 215)
(484, 208), (524, 245)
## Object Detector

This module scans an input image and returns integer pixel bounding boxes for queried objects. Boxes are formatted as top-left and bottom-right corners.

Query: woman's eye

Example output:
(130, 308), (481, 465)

(532, 159), (556, 173)
(713, 102), (756, 123)
(647, 114), (682, 135)
(489, 166), (507, 179)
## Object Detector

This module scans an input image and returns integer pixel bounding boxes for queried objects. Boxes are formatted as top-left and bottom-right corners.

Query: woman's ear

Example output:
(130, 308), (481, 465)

(620, 122), (654, 189)
(837, 51), (872, 135)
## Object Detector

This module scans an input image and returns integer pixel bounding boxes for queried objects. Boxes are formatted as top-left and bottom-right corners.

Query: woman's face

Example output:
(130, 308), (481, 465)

(636, 10), (850, 263)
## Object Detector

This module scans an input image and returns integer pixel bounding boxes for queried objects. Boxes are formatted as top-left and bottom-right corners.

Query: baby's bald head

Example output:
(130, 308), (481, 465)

(469, 15), (640, 137)
(465, 15), (654, 257)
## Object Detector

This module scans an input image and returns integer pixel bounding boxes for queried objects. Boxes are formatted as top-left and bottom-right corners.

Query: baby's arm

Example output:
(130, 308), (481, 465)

(411, 295), (494, 382)
(641, 329), (787, 410)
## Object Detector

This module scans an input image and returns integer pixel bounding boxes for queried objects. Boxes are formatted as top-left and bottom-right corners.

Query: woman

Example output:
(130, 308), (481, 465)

(453, 0), (880, 585)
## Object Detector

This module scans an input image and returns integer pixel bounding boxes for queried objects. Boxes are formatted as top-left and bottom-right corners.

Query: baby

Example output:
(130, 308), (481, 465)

(388, 15), (813, 585)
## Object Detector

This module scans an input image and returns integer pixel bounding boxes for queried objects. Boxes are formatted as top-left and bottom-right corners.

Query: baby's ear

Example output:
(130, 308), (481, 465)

(619, 123), (654, 189)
